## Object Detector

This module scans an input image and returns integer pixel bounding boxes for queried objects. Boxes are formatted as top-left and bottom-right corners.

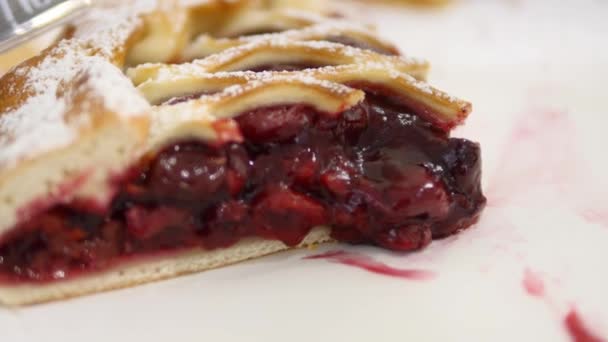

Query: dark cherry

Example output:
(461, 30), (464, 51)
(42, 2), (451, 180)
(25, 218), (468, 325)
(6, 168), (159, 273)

(146, 143), (227, 201)
(0, 91), (486, 283)
(200, 201), (250, 249)
(252, 186), (326, 246)
(236, 105), (313, 143)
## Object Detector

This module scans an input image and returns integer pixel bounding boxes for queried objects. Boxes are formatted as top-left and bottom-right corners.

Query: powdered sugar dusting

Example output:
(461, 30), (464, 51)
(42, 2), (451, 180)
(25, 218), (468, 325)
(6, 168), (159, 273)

(0, 0), (242, 170)
(1, 42), (86, 169)
(207, 73), (357, 99)
(82, 62), (149, 115)
(71, 3), (147, 57)
(0, 0), (159, 169)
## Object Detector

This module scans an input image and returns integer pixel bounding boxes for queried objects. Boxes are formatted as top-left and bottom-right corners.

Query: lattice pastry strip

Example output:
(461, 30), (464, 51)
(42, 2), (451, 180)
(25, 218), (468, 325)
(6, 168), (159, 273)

(182, 20), (400, 61)
(212, 8), (327, 38)
(133, 60), (467, 131)
(147, 76), (365, 150)
(128, 39), (429, 86)
(126, 3), (329, 66)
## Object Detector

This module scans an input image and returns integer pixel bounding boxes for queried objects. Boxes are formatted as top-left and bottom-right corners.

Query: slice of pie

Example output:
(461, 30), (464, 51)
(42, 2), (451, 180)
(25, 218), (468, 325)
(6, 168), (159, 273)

(0, 0), (485, 305)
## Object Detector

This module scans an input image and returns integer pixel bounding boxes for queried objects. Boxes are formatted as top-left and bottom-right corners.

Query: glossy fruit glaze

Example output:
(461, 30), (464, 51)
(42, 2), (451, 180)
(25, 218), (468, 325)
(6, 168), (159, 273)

(0, 91), (485, 283)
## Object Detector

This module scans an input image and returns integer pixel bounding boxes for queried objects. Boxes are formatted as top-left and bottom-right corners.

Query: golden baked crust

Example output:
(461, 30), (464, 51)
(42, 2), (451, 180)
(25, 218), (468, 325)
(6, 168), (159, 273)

(0, 0), (473, 305)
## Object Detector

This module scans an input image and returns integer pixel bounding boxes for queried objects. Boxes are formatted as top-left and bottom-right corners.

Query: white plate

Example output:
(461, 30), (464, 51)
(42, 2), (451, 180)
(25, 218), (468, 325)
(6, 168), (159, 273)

(1, 1), (607, 341)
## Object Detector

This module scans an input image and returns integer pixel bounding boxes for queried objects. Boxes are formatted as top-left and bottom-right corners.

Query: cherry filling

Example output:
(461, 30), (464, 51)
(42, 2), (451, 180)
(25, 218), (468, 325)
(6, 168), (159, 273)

(0, 93), (485, 283)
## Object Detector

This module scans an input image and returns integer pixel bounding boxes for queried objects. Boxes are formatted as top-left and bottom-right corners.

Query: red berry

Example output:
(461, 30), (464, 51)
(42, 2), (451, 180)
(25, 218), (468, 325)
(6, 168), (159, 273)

(385, 167), (450, 219)
(252, 187), (327, 245)
(147, 144), (227, 200)
(202, 201), (250, 249)
(126, 206), (190, 240)
(374, 225), (432, 251)
(237, 105), (312, 143)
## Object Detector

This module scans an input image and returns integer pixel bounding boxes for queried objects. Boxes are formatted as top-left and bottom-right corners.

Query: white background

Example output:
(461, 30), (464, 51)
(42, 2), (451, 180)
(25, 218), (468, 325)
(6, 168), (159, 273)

(1, 0), (607, 340)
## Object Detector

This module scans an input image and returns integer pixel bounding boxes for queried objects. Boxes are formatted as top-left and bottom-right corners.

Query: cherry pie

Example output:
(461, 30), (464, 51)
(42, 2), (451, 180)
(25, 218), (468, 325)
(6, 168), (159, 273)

(0, 0), (485, 305)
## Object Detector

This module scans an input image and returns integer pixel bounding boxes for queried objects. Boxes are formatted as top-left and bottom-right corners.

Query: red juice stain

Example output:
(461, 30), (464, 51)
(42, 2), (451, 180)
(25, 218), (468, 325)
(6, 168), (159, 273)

(580, 209), (608, 229)
(564, 309), (606, 342)
(519, 268), (605, 342)
(304, 250), (435, 280)
(488, 108), (608, 227)
(522, 268), (545, 297)
(485, 109), (576, 205)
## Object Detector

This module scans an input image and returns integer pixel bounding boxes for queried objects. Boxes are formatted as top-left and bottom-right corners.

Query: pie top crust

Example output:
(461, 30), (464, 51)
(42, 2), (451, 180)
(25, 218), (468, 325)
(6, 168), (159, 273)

(0, 0), (473, 238)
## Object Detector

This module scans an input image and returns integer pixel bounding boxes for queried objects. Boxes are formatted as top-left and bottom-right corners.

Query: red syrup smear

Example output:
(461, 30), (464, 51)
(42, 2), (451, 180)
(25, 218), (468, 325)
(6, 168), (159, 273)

(522, 268), (545, 297)
(580, 209), (608, 229)
(521, 270), (606, 342)
(485, 109), (577, 206)
(304, 250), (435, 281)
(486, 108), (608, 227)
(564, 309), (606, 342)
